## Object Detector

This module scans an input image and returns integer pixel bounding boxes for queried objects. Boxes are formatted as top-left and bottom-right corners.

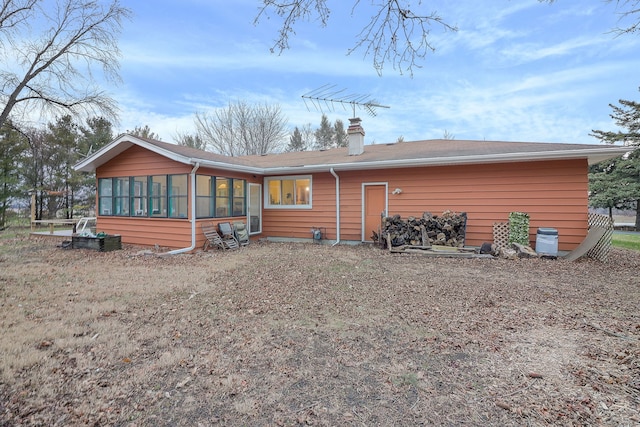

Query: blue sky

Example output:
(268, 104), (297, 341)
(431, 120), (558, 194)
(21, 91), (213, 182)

(110, 0), (640, 145)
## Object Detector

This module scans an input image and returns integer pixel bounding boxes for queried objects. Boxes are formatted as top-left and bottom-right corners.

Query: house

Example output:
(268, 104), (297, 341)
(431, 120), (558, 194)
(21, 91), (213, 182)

(74, 118), (630, 253)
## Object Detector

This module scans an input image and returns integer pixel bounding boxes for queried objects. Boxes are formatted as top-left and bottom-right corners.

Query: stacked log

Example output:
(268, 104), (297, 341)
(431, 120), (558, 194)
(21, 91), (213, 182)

(378, 211), (467, 248)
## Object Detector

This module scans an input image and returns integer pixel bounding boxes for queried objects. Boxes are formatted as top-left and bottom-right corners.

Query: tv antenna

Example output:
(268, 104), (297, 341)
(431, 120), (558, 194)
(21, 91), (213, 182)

(302, 84), (390, 117)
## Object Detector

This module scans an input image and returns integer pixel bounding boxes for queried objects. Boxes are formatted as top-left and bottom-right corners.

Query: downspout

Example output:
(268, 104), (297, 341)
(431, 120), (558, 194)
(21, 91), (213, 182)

(165, 162), (200, 255)
(330, 167), (340, 246)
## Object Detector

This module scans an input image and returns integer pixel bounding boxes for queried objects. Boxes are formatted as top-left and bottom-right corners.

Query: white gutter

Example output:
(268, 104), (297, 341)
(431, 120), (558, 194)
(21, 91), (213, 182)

(164, 162), (200, 255)
(257, 147), (632, 175)
(330, 168), (340, 246)
(75, 134), (631, 175)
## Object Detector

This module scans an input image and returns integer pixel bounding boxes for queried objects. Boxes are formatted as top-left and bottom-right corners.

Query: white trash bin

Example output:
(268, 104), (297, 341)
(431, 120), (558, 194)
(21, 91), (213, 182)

(536, 227), (558, 256)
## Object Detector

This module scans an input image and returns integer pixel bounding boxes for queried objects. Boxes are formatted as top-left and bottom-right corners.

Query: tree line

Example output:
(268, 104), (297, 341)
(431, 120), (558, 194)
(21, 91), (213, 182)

(0, 109), (350, 228)
(0, 116), (113, 228)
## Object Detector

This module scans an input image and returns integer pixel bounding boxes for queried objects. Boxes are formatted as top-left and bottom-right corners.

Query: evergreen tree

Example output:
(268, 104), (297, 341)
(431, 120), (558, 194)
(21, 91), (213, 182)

(176, 133), (207, 150)
(0, 122), (28, 228)
(590, 158), (630, 218)
(80, 117), (114, 156)
(590, 87), (640, 229)
(127, 125), (161, 140)
(314, 114), (334, 150)
(334, 119), (348, 148)
(46, 116), (80, 219)
(77, 117), (114, 214)
(286, 127), (306, 152)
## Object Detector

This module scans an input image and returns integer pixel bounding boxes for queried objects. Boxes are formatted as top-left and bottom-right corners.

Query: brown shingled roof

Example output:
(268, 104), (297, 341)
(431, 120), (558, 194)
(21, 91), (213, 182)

(239, 139), (612, 168)
(75, 134), (631, 173)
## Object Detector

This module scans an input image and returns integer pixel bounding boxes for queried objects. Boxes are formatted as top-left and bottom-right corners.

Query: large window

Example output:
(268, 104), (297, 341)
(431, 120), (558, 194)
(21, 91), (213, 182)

(265, 176), (311, 208)
(113, 178), (130, 216)
(98, 178), (113, 216)
(233, 179), (245, 216)
(98, 174), (246, 218)
(150, 175), (167, 217)
(196, 175), (246, 218)
(132, 177), (147, 216)
(196, 175), (214, 218)
(169, 175), (188, 218)
(215, 178), (230, 217)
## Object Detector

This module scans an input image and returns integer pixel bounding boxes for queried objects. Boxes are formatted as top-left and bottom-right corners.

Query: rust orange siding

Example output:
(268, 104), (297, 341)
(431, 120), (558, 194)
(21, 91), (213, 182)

(264, 159), (589, 251)
(351, 159), (588, 250)
(99, 145), (194, 176)
(95, 144), (591, 252)
(261, 173), (338, 240)
(96, 146), (260, 249)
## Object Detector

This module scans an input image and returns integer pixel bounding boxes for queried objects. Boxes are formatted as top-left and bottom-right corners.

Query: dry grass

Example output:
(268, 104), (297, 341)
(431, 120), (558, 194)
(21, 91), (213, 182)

(0, 231), (639, 426)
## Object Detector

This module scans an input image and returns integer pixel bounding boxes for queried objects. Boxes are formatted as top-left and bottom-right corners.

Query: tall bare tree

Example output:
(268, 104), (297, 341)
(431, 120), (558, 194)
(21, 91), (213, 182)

(195, 101), (288, 156)
(0, 0), (131, 130)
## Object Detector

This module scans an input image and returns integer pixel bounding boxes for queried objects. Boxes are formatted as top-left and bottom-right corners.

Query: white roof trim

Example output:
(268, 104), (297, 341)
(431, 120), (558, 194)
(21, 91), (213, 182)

(75, 134), (631, 175)
(261, 146), (632, 174)
(74, 134), (191, 172)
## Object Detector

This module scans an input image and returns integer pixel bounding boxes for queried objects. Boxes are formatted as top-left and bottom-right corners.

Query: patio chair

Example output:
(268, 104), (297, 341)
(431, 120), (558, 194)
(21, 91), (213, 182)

(233, 221), (250, 246)
(202, 222), (235, 251)
(217, 222), (240, 250)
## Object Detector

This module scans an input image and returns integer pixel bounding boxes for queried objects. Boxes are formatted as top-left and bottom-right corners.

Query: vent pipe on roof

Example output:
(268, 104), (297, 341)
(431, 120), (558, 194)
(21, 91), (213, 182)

(347, 117), (365, 156)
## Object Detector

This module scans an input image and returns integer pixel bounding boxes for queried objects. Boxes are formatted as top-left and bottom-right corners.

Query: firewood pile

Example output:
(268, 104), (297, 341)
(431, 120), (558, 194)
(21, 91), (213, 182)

(376, 211), (468, 250)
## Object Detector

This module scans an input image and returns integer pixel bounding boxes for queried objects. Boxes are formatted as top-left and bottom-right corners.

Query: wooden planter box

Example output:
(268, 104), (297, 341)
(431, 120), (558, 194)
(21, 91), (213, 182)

(72, 235), (121, 252)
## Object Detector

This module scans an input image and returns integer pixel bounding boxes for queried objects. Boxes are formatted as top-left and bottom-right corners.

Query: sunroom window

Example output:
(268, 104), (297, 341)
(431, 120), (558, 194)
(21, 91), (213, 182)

(97, 174), (245, 218)
(113, 177), (130, 216)
(265, 176), (311, 209)
(98, 178), (113, 215)
(233, 179), (245, 216)
(215, 178), (230, 217)
(168, 175), (188, 218)
(132, 177), (147, 216)
(196, 175), (214, 218)
(150, 175), (167, 217)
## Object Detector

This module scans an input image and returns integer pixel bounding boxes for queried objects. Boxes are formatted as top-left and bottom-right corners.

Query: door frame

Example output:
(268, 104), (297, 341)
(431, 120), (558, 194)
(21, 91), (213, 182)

(248, 183), (262, 235)
(361, 182), (388, 242)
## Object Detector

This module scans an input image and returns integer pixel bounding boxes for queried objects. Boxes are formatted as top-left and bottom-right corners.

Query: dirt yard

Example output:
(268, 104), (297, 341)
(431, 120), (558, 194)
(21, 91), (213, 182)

(0, 234), (638, 426)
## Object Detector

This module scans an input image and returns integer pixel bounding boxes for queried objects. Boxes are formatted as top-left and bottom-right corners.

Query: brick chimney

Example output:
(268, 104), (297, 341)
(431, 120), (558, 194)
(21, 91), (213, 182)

(347, 117), (365, 156)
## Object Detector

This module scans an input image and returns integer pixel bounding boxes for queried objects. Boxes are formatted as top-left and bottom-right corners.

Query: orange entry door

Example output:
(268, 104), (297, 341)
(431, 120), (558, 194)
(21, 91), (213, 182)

(363, 184), (387, 242)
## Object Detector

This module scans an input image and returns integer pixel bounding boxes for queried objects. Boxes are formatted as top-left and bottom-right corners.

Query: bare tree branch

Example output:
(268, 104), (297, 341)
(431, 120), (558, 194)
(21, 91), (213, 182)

(0, 0), (36, 34)
(254, 0), (331, 54)
(348, 0), (456, 75)
(254, 0), (456, 76)
(0, 0), (131, 130)
(610, 0), (640, 35)
(541, 0), (640, 35)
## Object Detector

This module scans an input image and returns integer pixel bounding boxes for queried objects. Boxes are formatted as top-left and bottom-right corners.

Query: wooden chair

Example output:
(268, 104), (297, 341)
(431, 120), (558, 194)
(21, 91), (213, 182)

(202, 222), (236, 251)
(217, 222), (240, 249)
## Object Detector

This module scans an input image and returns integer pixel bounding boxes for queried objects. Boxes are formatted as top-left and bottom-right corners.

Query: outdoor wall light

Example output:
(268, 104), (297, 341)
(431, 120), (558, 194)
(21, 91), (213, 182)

(392, 188), (402, 195)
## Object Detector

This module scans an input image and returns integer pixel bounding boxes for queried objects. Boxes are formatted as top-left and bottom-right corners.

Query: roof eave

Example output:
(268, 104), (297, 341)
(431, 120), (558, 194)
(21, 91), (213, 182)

(194, 159), (264, 175)
(262, 147), (631, 174)
(74, 134), (194, 172)
(74, 136), (630, 175)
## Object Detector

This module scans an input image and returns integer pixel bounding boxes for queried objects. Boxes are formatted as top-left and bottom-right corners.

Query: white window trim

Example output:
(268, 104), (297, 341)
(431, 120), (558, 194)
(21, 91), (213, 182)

(264, 175), (313, 209)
